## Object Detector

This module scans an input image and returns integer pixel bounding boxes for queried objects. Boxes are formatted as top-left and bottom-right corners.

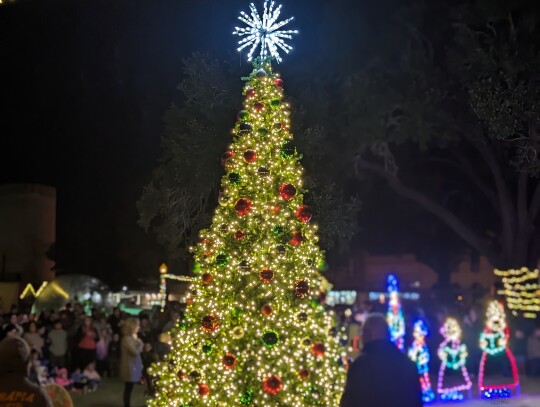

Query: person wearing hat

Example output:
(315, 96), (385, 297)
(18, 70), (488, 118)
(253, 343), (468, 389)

(0, 337), (53, 407)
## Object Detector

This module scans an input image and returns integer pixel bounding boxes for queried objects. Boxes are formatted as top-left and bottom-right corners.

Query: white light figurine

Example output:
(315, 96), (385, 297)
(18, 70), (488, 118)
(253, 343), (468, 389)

(233, 0), (298, 63)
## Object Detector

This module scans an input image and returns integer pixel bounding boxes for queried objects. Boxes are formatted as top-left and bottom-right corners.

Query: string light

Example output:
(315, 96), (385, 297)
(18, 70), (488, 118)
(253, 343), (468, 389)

(148, 62), (347, 406)
(408, 320), (435, 403)
(478, 301), (519, 399)
(437, 318), (472, 402)
(233, 0), (298, 63)
(386, 274), (405, 351)
(494, 268), (540, 318)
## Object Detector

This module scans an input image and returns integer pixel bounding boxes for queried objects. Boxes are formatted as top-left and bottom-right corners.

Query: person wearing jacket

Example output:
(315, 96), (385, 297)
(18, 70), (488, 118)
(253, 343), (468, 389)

(340, 313), (422, 407)
(120, 318), (143, 407)
(0, 337), (53, 407)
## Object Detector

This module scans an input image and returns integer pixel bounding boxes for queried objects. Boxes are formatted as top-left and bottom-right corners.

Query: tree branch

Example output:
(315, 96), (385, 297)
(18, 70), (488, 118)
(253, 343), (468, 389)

(460, 133), (515, 259)
(355, 155), (502, 266)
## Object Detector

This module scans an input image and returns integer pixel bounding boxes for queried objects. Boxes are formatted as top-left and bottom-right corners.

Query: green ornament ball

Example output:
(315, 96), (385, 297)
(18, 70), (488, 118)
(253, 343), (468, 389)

(215, 253), (228, 267)
(202, 342), (213, 355)
(261, 331), (279, 348)
(317, 258), (329, 272)
(192, 262), (202, 275)
(239, 122), (253, 133)
(273, 225), (285, 236)
(238, 110), (249, 121)
(270, 98), (281, 109)
(256, 69), (267, 78)
(280, 141), (296, 158)
(258, 127), (268, 136)
(228, 172), (241, 185)
(240, 389), (254, 405)
(231, 307), (244, 318)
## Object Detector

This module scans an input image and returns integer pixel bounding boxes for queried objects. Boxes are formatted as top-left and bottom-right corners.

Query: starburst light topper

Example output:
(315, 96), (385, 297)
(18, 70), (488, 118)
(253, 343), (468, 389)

(233, 0), (298, 63)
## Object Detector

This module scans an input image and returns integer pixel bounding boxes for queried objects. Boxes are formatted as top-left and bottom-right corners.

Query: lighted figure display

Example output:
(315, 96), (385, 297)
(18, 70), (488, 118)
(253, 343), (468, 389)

(147, 3), (346, 406)
(408, 320), (435, 403)
(478, 301), (519, 399)
(386, 274), (405, 351)
(437, 318), (472, 402)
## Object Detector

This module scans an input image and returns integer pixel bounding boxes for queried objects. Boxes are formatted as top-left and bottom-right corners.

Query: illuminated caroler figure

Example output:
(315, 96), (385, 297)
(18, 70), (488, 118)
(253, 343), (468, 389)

(437, 318), (472, 402)
(478, 301), (520, 399)
(408, 320), (435, 403)
(386, 274), (405, 351)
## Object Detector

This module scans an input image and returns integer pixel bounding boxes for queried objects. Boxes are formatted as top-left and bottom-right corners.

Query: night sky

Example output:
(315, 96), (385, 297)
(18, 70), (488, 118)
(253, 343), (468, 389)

(1, 0), (385, 288)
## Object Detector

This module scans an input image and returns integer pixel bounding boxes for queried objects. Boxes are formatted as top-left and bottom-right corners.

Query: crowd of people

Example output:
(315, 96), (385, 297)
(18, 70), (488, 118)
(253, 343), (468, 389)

(0, 302), (180, 407)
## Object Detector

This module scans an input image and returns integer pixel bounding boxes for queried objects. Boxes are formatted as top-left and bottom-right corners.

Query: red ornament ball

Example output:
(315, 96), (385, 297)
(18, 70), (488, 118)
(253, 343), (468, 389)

(290, 231), (304, 246)
(246, 88), (256, 98)
(222, 353), (237, 369)
(234, 230), (245, 240)
(262, 375), (283, 395)
(312, 342), (326, 357)
(253, 101), (264, 112)
(202, 273), (213, 285)
(272, 205), (280, 214)
(294, 280), (310, 298)
(279, 183), (297, 200)
(259, 268), (275, 283)
(201, 315), (219, 333)
(198, 383), (210, 397)
(274, 78), (284, 88)
(244, 150), (258, 163)
(298, 369), (310, 380)
(296, 205), (313, 223)
(221, 151), (235, 167)
(235, 198), (252, 216)
(261, 304), (273, 316)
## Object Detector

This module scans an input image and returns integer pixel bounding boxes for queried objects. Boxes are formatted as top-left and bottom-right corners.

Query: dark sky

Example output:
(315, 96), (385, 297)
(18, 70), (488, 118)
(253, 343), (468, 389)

(0, 0), (385, 288)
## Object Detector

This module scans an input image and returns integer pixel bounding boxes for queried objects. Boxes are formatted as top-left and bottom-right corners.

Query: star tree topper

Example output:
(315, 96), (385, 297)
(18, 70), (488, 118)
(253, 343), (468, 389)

(233, 0), (298, 63)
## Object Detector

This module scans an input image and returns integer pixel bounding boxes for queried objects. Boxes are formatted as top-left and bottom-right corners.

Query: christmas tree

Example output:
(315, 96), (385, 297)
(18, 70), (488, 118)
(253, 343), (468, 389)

(148, 2), (346, 406)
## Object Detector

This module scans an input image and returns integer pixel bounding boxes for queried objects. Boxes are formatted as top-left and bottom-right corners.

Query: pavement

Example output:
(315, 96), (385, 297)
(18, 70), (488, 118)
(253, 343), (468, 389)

(72, 377), (540, 407)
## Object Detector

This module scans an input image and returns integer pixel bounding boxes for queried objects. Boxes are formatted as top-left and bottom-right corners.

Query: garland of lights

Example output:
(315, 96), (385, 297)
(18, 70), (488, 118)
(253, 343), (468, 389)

(478, 301), (519, 400)
(147, 5), (346, 405)
(494, 268), (540, 319)
(408, 320), (435, 403)
(437, 318), (472, 402)
(386, 274), (405, 351)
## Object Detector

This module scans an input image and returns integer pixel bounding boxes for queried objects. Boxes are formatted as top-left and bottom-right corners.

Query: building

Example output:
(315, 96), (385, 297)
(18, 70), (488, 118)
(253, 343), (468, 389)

(0, 184), (56, 286)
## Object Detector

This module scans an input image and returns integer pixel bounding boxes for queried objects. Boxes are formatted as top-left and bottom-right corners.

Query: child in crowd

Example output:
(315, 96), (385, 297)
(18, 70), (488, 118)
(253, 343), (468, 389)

(37, 366), (53, 386)
(108, 332), (121, 377)
(141, 342), (159, 396)
(54, 368), (73, 390)
(82, 362), (101, 391)
(96, 327), (110, 376)
(70, 368), (87, 393)
(48, 320), (68, 368)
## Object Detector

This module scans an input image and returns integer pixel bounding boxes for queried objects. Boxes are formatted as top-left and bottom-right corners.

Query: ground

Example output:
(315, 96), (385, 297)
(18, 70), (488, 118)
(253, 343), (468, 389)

(73, 377), (540, 407)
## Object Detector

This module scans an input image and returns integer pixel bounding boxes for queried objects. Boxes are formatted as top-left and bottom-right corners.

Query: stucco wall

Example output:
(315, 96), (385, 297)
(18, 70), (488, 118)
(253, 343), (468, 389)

(0, 184), (56, 285)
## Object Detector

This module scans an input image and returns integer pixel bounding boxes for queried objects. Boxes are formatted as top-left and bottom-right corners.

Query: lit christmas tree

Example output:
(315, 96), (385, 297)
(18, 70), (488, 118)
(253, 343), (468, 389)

(408, 320), (435, 403)
(386, 274), (405, 351)
(148, 2), (346, 406)
(437, 317), (472, 402)
(478, 301), (519, 399)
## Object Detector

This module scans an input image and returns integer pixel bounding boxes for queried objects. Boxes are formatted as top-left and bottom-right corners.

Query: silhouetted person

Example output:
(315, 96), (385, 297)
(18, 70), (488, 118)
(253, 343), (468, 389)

(340, 313), (422, 407)
(0, 337), (53, 407)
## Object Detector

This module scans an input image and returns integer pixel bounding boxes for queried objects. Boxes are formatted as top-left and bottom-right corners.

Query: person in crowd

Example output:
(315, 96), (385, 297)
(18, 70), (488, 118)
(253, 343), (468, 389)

(141, 342), (159, 396)
(54, 368), (72, 390)
(23, 321), (45, 357)
(74, 316), (99, 370)
(107, 307), (122, 336)
(28, 349), (42, 385)
(120, 318), (143, 407)
(70, 369), (87, 393)
(36, 366), (53, 387)
(3, 313), (24, 336)
(48, 320), (67, 369)
(527, 327), (540, 377)
(0, 337), (53, 407)
(108, 333), (121, 377)
(161, 310), (180, 333)
(1, 323), (21, 340)
(340, 313), (422, 407)
(138, 316), (153, 344)
(96, 327), (110, 376)
(82, 362), (101, 391)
